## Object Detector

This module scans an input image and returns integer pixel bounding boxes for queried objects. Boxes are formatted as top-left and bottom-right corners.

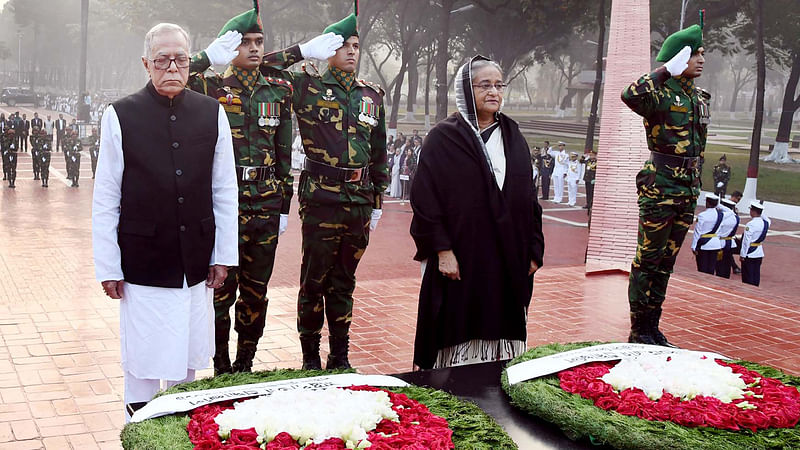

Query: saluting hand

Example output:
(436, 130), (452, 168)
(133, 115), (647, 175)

(437, 250), (460, 281)
(206, 30), (242, 66)
(664, 45), (692, 77)
(299, 32), (344, 60)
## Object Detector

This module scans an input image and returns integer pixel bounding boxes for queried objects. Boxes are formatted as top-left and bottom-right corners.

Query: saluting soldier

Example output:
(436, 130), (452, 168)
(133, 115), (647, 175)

(38, 127), (52, 188)
(187, 0), (340, 374)
(621, 15), (710, 347)
(4, 128), (17, 188)
(712, 154), (731, 198)
(582, 151), (597, 210)
(262, 0), (390, 370)
(64, 129), (81, 187)
(539, 149), (554, 200)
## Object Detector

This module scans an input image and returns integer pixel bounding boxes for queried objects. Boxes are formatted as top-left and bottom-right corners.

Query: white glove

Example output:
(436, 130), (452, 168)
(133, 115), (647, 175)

(663, 45), (692, 77)
(205, 30), (242, 66)
(299, 32), (344, 60)
(716, 182), (724, 188)
(369, 209), (382, 232)
(279, 214), (288, 236)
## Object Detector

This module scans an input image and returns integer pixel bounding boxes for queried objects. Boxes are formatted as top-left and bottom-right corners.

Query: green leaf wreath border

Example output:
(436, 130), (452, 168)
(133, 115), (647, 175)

(121, 369), (518, 450)
(501, 342), (800, 450)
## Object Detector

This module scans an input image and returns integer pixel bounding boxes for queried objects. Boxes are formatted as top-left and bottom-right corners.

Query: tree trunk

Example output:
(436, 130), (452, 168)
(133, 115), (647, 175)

(388, 58), (409, 131)
(405, 61), (419, 121)
(763, 51), (800, 163)
(729, 84), (740, 112)
(435, 0), (455, 122)
(744, 0), (766, 203)
(584, 0), (605, 152)
(424, 48), (433, 129)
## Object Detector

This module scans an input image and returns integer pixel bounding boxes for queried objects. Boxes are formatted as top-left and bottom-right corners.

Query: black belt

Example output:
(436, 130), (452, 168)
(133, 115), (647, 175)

(304, 158), (368, 183)
(650, 152), (700, 169)
(236, 165), (275, 182)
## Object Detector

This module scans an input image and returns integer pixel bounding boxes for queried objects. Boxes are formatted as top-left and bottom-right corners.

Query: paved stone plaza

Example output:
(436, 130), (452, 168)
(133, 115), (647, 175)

(1, 108), (799, 449)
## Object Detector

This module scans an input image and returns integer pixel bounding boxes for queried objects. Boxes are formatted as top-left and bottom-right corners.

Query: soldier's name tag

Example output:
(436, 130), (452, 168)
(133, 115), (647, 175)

(316, 99), (339, 109)
(670, 105), (689, 113)
(223, 105), (242, 114)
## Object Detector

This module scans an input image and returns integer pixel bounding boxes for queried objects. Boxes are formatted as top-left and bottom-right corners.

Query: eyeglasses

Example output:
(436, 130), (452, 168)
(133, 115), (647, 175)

(472, 82), (507, 92)
(149, 55), (190, 70)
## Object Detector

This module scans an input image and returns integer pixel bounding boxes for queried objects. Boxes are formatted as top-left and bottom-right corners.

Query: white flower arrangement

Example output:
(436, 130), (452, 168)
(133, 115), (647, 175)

(601, 353), (748, 402)
(214, 387), (399, 447)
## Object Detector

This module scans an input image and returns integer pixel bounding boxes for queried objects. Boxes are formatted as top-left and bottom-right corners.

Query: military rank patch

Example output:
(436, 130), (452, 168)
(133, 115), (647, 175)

(670, 105), (689, 113)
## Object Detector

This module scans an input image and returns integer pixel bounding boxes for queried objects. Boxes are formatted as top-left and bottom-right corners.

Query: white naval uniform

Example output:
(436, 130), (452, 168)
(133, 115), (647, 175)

(716, 206), (739, 250)
(92, 104), (238, 419)
(740, 216), (770, 259)
(565, 159), (582, 206)
(551, 150), (568, 202)
(691, 207), (724, 251)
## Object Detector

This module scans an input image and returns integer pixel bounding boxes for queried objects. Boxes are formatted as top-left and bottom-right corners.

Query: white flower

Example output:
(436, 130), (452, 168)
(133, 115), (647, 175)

(214, 388), (399, 445)
(600, 353), (749, 403)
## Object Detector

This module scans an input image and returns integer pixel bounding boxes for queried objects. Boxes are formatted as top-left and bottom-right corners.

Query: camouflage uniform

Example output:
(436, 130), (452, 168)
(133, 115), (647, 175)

(89, 133), (100, 179)
(621, 66), (710, 345)
(38, 129), (52, 187)
(64, 131), (81, 187)
(31, 127), (42, 180)
(188, 52), (294, 374)
(263, 45), (389, 368)
(581, 155), (597, 210)
(712, 161), (730, 197)
(3, 128), (17, 188)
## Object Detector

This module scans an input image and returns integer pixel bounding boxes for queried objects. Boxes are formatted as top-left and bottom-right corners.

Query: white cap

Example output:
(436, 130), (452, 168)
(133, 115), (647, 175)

(706, 193), (719, 202)
(558, 141), (566, 145)
(750, 200), (764, 210)
(720, 198), (736, 207)
(570, 151), (578, 156)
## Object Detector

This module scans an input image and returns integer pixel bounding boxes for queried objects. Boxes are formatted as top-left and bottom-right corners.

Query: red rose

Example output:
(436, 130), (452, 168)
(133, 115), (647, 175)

(303, 437), (346, 450)
(616, 400), (641, 416)
(265, 432), (300, 450)
(229, 428), (259, 446)
(193, 439), (223, 450)
(200, 421), (220, 440)
(737, 409), (771, 432)
(585, 381), (611, 399)
(595, 395), (621, 411)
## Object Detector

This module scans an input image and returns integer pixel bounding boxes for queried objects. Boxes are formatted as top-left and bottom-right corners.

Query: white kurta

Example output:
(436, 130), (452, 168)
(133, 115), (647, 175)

(92, 103), (238, 381)
(390, 152), (402, 197)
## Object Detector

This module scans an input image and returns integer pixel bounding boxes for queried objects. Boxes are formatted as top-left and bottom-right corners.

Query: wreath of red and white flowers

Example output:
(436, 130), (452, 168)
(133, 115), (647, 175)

(558, 359), (800, 432)
(186, 385), (454, 449)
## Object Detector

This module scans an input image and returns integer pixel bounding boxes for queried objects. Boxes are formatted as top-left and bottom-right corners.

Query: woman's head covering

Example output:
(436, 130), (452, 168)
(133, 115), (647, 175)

(455, 55), (503, 134)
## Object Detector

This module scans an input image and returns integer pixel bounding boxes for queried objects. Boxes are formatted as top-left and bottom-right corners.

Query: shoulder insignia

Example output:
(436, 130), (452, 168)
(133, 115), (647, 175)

(696, 87), (711, 101)
(264, 76), (294, 96)
(358, 79), (385, 97)
(302, 62), (321, 78)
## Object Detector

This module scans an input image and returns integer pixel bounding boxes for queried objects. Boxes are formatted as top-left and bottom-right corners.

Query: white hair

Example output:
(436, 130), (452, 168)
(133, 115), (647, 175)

(471, 59), (504, 80)
(143, 23), (190, 59)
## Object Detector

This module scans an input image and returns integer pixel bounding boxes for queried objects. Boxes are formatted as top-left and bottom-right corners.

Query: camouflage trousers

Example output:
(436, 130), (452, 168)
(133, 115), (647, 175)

(40, 152), (51, 185)
(628, 194), (696, 316)
(5, 152), (17, 184)
(32, 147), (41, 179)
(214, 214), (280, 353)
(297, 202), (371, 339)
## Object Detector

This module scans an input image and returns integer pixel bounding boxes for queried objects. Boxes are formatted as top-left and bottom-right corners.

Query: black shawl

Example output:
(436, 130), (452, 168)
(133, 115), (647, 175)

(410, 111), (545, 369)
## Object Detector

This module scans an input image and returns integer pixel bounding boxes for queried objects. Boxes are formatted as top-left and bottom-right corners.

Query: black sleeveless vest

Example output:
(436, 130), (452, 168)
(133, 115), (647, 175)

(113, 82), (220, 288)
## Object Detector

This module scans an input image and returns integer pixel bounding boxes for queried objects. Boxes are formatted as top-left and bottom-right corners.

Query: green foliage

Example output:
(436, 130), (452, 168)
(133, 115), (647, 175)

(121, 368), (517, 450)
(502, 342), (800, 450)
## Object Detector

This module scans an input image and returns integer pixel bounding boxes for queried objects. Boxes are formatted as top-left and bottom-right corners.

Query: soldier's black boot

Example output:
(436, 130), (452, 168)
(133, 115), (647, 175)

(232, 342), (257, 373)
(300, 335), (322, 370)
(627, 305), (657, 345)
(651, 307), (678, 348)
(213, 330), (232, 376)
(326, 335), (352, 370)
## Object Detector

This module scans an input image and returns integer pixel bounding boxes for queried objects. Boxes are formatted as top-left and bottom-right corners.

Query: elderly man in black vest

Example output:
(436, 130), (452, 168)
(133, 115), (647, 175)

(91, 22), (238, 423)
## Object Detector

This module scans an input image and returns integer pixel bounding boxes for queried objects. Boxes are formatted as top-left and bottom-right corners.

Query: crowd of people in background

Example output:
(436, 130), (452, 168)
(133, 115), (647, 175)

(386, 130), (422, 201)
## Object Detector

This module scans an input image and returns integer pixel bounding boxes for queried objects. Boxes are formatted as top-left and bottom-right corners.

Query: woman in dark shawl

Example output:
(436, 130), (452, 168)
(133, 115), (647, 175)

(410, 55), (545, 369)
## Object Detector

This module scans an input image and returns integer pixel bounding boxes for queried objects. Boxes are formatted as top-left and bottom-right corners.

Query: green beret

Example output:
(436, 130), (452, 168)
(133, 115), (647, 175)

(218, 0), (263, 38)
(656, 24), (703, 62)
(323, 0), (359, 41)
